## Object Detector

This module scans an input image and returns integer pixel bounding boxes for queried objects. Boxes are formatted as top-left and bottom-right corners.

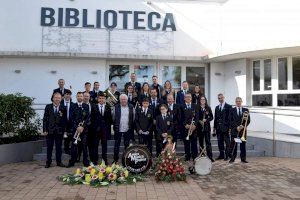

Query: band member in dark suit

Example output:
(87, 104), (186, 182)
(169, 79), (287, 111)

(176, 81), (192, 105)
(110, 82), (121, 102)
(197, 96), (214, 162)
(182, 93), (199, 161)
(90, 92), (112, 165)
(192, 85), (203, 105)
(83, 82), (92, 95)
(82, 91), (92, 162)
(68, 92), (90, 167)
(166, 94), (181, 144)
(161, 80), (175, 103)
(150, 88), (164, 157)
(138, 82), (151, 103)
(113, 94), (134, 163)
(229, 97), (251, 163)
(126, 85), (138, 107)
(90, 81), (101, 104)
(150, 75), (164, 99)
(60, 90), (75, 155)
(52, 79), (71, 99)
(43, 92), (67, 168)
(135, 98), (154, 154)
(156, 104), (173, 152)
(213, 93), (232, 160)
(124, 73), (141, 95)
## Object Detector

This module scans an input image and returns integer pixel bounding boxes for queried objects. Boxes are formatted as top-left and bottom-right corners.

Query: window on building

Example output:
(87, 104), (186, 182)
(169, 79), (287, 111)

(264, 59), (272, 90)
(162, 66), (181, 89)
(292, 57), (300, 90)
(253, 60), (260, 91)
(134, 65), (154, 83)
(277, 94), (300, 106)
(278, 58), (288, 90)
(252, 94), (272, 106)
(109, 65), (129, 91)
(186, 67), (205, 94)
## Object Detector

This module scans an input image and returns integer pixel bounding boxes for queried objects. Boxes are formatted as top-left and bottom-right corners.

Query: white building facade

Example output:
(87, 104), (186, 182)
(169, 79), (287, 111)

(1, 0), (300, 136)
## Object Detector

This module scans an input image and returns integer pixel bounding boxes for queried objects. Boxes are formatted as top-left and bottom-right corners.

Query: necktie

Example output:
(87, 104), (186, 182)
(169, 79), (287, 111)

(219, 104), (222, 111)
(54, 106), (58, 114)
(239, 108), (242, 116)
(66, 102), (69, 119)
(100, 105), (103, 116)
(144, 109), (147, 116)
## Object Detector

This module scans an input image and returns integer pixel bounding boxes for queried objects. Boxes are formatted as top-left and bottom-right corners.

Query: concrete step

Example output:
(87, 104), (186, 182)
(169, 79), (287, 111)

(41, 143), (255, 154)
(33, 149), (264, 161)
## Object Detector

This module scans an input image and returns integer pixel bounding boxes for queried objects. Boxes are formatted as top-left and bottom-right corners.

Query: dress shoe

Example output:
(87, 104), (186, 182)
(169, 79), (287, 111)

(57, 163), (66, 167)
(216, 156), (224, 160)
(224, 157), (229, 161)
(210, 158), (215, 162)
(241, 160), (249, 163)
(229, 159), (235, 163)
(45, 163), (51, 168)
(67, 162), (75, 168)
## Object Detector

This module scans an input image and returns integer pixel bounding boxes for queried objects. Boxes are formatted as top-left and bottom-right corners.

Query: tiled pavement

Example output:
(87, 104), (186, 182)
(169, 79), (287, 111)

(0, 157), (299, 200)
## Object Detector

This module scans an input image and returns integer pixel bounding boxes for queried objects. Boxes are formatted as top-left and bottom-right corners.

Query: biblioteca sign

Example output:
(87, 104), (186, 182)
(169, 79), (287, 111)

(40, 7), (177, 31)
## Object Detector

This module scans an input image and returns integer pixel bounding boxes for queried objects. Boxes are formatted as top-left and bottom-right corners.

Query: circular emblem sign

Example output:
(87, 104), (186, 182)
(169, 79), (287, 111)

(122, 145), (152, 173)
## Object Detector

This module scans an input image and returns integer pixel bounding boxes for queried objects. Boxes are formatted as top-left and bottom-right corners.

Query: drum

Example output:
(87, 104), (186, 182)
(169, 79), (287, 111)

(122, 144), (152, 174)
(194, 156), (212, 175)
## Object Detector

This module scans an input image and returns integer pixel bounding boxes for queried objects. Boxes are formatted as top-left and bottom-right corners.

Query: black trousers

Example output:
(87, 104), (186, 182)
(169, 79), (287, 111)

(91, 128), (108, 165)
(155, 130), (163, 157)
(63, 133), (72, 155)
(230, 134), (246, 161)
(183, 130), (198, 161)
(198, 130), (213, 159)
(70, 133), (89, 166)
(46, 133), (63, 165)
(138, 132), (153, 155)
(216, 129), (231, 158)
(114, 131), (131, 162)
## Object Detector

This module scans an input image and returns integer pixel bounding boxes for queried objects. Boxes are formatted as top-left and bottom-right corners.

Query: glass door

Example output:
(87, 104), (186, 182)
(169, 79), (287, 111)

(186, 66), (206, 95)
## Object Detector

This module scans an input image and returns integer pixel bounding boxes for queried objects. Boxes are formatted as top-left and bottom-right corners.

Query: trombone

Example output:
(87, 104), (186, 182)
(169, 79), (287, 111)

(240, 111), (249, 142)
(73, 121), (85, 145)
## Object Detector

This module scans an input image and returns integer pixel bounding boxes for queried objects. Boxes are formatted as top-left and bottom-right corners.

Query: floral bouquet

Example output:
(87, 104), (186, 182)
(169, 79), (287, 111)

(59, 161), (144, 187)
(154, 136), (186, 182)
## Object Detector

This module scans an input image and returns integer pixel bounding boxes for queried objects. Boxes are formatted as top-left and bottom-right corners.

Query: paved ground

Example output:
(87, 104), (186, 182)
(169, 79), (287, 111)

(0, 157), (299, 200)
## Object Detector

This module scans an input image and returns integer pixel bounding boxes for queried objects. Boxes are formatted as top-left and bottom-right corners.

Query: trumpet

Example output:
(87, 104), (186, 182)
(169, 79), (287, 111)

(240, 111), (249, 142)
(73, 121), (85, 145)
(186, 116), (196, 140)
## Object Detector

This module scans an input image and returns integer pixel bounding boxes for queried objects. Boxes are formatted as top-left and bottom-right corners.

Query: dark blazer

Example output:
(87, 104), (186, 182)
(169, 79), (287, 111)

(138, 93), (150, 104)
(150, 84), (164, 99)
(192, 93), (202, 105)
(197, 106), (214, 132)
(113, 104), (134, 133)
(43, 104), (67, 135)
(161, 89), (175, 103)
(229, 107), (251, 136)
(149, 98), (165, 118)
(60, 100), (75, 133)
(70, 103), (90, 134)
(90, 90), (102, 104)
(181, 103), (199, 127)
(90, 103), (113, 133)
(156, 115), (173, 136)
(214, 103), (232, 132)
(176, 90), (192, 105)
(124, 82), (141, 94)
(127, 93), (139, 107)
(53, 88), (71, 96)
(167, 103), (181, 129)
(135, 108), (154, 132)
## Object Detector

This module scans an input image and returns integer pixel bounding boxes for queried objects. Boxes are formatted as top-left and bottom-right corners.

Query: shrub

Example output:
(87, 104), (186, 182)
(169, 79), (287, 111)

(0, 93), (40, 144)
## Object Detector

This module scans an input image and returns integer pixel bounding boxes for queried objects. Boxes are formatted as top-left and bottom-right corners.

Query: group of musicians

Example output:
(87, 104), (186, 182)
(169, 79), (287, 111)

(43, 73), (250, 168)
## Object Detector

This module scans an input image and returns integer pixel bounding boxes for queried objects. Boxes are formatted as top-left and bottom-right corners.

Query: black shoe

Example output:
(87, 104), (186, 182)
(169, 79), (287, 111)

(45, 163), (51, 168)
(57, 163), (66, 167)
(216, 156), (224, 160)
(229, 159), (235, 163)
(67, 162), (75, 168)
(241, 160), (248, 163)
(210, 158), (215, 163)
(224, 157), (229, 161)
